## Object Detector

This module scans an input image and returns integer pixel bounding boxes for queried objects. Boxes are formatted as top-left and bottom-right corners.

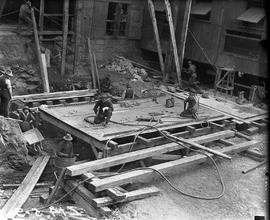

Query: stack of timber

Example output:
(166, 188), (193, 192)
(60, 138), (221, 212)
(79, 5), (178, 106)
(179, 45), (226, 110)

(44, 128), (261, 218)
(12, 89), (97, 108)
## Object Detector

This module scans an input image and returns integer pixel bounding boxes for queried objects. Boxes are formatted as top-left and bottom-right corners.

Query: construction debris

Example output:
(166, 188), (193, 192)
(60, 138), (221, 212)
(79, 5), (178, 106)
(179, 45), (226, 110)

(105, 56), (148, 81)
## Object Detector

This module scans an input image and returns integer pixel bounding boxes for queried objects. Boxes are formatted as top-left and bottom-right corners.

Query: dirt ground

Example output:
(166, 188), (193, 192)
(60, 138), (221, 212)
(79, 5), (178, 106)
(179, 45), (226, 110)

(105, 133), (268, 220)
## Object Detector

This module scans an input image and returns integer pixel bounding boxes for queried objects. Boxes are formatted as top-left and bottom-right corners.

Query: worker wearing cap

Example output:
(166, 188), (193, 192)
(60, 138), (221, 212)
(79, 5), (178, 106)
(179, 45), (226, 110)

(180, 88), (199, 120)
(93, 93), (114, 126)
(187, 61), (196, 76)
(0, 67), (13, 117)
(57, 133), (74, 158)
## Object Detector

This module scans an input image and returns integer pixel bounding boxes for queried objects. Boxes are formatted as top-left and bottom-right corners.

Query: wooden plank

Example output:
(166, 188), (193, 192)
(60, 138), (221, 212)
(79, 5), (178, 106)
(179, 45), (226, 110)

(219, 139), (234, 146)
(41, 54), (50, 92)
(45, 168), (66, 205)
(60, 0), (70, 76)
(166, 133), (232, 159)
(64, 182), (98, 217)
(0, 156), (50, 220)
(89, 140), (259, 192)
(178, 0), (192, 78)
(31, 7), (49, 93)
(93, 52), (100, 90)
(92, 186), (160, 207)
(106, 187), (127, 201)
(147, 0), (166, 81)
(64, 180), (111, 217)
(73, 0), (83, 75)
(87, 38), (97, 89)
(186, 125), (196, 133)
(66, 130), (235, 176)
(164, 0), (181, 85)
(152, 154), (182, 161)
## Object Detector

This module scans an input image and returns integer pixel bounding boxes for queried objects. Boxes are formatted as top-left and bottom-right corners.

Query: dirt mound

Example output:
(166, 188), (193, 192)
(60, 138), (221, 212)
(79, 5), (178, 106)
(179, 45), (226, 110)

(0, 116), (29, 170)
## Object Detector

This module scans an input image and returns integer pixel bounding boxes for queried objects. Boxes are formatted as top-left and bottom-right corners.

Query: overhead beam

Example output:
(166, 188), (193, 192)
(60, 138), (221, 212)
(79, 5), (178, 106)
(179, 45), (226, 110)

(66, 130), (235, 176)
(60, 0), (70, 76)
(89, 140), (259, 192)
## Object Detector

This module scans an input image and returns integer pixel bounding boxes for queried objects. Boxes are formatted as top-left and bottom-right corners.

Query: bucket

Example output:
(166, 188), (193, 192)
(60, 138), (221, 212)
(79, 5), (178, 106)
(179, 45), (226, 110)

(54, 156), (76, 168)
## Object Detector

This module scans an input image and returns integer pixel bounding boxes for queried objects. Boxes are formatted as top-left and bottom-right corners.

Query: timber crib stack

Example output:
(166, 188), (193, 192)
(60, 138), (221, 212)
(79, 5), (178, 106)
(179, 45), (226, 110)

(43, 125), (261, 218)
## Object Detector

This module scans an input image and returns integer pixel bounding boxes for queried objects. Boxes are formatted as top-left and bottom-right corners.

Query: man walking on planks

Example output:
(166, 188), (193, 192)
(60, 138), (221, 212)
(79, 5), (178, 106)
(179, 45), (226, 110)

(0, 66), (13, 117)
(180, 88), (199, 120)
(93, 93), (114, 127)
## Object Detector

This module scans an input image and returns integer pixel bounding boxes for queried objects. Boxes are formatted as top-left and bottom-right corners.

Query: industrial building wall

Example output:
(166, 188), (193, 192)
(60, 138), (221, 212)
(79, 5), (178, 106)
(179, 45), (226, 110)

(77, 0), (145, 62)
(185, 0), (267, 78)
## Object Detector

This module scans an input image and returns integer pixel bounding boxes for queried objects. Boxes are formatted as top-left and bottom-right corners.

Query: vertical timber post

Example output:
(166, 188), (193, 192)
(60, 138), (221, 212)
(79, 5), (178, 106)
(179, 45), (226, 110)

(0, 0), (7, 17)
(178, 0), (192, 73)
(164, 0), (182, 87)
(39, 0), (44, 40)
(147, 0), (166, 81)
(31, 7), (49, 93)
(73, 0), (83, 75)
(61, 0), (70, 76)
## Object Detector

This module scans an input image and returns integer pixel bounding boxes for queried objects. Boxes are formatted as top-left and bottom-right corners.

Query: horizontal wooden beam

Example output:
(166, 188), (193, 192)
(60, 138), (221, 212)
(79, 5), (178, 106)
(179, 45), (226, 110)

(66, 130), (235, 176)
(92, 186), (160, 207)
(13, 89), (96, 102)
(89, 140), (259, 192)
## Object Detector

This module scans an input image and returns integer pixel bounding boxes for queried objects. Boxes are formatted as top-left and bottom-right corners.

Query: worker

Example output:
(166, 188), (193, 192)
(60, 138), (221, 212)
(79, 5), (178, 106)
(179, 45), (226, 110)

(93, 93), (114, 126)
(100, 75), (112, 93)
(18, 1), (32, 28)
(187, 60), (196, 76)
(121, 84), (134, 99)
(187, 61), (202, 93)
(180, 88), (199, 120)
(19, 106), (36, 132)
(57, 133), (74, 158)
(0, 67), (13, 117)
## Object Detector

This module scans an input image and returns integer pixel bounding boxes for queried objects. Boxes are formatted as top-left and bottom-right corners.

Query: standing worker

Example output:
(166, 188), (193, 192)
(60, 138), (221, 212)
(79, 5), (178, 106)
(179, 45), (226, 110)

(121, 84), (134, 99)
(18, 1), (32, 28)
(0, 67), (13, 117)
(180, 89), (199, 120)
(93, 93), (114, 126)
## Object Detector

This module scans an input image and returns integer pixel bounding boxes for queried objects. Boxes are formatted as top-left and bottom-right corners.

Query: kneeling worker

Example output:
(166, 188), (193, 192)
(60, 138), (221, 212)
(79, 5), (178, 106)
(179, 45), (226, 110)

(180, 88), (199, 120)
(93, 93), (114, 126)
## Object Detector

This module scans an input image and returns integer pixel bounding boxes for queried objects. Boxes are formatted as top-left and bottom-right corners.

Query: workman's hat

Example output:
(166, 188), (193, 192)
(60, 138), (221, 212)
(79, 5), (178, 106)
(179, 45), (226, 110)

(23, 106), (30, 111)
(63, 133), (73, 141)
(0, 67), (13, 77)
(100, 93), (110, 98)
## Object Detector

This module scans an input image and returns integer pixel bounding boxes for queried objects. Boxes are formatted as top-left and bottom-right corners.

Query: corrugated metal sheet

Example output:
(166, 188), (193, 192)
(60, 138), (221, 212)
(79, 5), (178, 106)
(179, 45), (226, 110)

(237, 7), (265, 23)
(191, 2), (211, 15)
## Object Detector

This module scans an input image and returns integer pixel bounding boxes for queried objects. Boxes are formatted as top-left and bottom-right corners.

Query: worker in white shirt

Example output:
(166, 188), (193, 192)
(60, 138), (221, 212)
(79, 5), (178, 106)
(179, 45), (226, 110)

(0, 67), (13, 117)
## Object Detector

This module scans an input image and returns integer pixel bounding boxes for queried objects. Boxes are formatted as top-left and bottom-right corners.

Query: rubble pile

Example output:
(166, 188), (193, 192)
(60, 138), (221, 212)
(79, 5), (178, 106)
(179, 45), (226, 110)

(10, 64), (42, 95)
(0, 116), (29, 171)
(105, 57), (148, 81)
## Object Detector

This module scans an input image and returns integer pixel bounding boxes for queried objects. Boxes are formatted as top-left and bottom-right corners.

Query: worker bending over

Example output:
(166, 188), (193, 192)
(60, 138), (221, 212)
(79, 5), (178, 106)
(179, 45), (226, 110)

(0, 67), (13, 117)
(93, 93), (114, 126)
(180, 89), (199, 120)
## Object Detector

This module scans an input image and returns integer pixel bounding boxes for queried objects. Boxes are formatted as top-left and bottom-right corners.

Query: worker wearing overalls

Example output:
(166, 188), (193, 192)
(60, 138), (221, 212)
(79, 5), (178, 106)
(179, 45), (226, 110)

(180, 89), (199, 120)
(0, 67), (13, 117)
